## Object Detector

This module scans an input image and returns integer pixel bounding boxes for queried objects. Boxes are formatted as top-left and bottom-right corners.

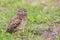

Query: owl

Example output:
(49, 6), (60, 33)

(6, 8), (27, 33)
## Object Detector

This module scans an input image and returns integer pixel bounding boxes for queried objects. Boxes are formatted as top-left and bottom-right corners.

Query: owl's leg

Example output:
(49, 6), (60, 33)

(18, 28), (23, 31)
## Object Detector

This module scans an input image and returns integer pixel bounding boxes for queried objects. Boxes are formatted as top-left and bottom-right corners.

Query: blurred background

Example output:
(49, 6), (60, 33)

(0, 0), (60, 40)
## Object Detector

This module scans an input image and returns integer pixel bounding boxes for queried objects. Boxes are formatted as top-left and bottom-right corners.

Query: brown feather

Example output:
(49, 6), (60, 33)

(6, 8), (27, 33)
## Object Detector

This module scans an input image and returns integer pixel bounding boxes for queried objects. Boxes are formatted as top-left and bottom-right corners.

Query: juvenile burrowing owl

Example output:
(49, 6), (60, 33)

(6, 8), (27, 33)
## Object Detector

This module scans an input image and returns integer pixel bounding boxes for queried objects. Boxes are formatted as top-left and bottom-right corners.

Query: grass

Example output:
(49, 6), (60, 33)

(0, 0), (60, 40)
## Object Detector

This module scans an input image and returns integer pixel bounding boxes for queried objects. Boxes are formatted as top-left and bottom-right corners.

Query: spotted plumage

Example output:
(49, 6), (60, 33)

(6, 8), (27, 33)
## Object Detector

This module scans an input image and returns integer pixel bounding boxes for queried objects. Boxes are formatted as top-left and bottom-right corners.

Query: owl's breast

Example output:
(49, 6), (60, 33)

(16, 19), (27, 31)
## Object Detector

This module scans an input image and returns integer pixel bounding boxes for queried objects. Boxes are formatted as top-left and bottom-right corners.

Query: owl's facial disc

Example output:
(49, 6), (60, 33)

(17, 8), (27, 15)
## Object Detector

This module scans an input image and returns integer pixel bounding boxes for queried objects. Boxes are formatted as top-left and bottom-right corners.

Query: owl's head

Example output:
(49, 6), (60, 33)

(17, 8), (27, 15)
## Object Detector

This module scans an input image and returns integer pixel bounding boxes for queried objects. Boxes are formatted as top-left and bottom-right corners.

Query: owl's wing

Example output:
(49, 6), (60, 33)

(7, 16), (22, 33)
(10, 19), (21, 28)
